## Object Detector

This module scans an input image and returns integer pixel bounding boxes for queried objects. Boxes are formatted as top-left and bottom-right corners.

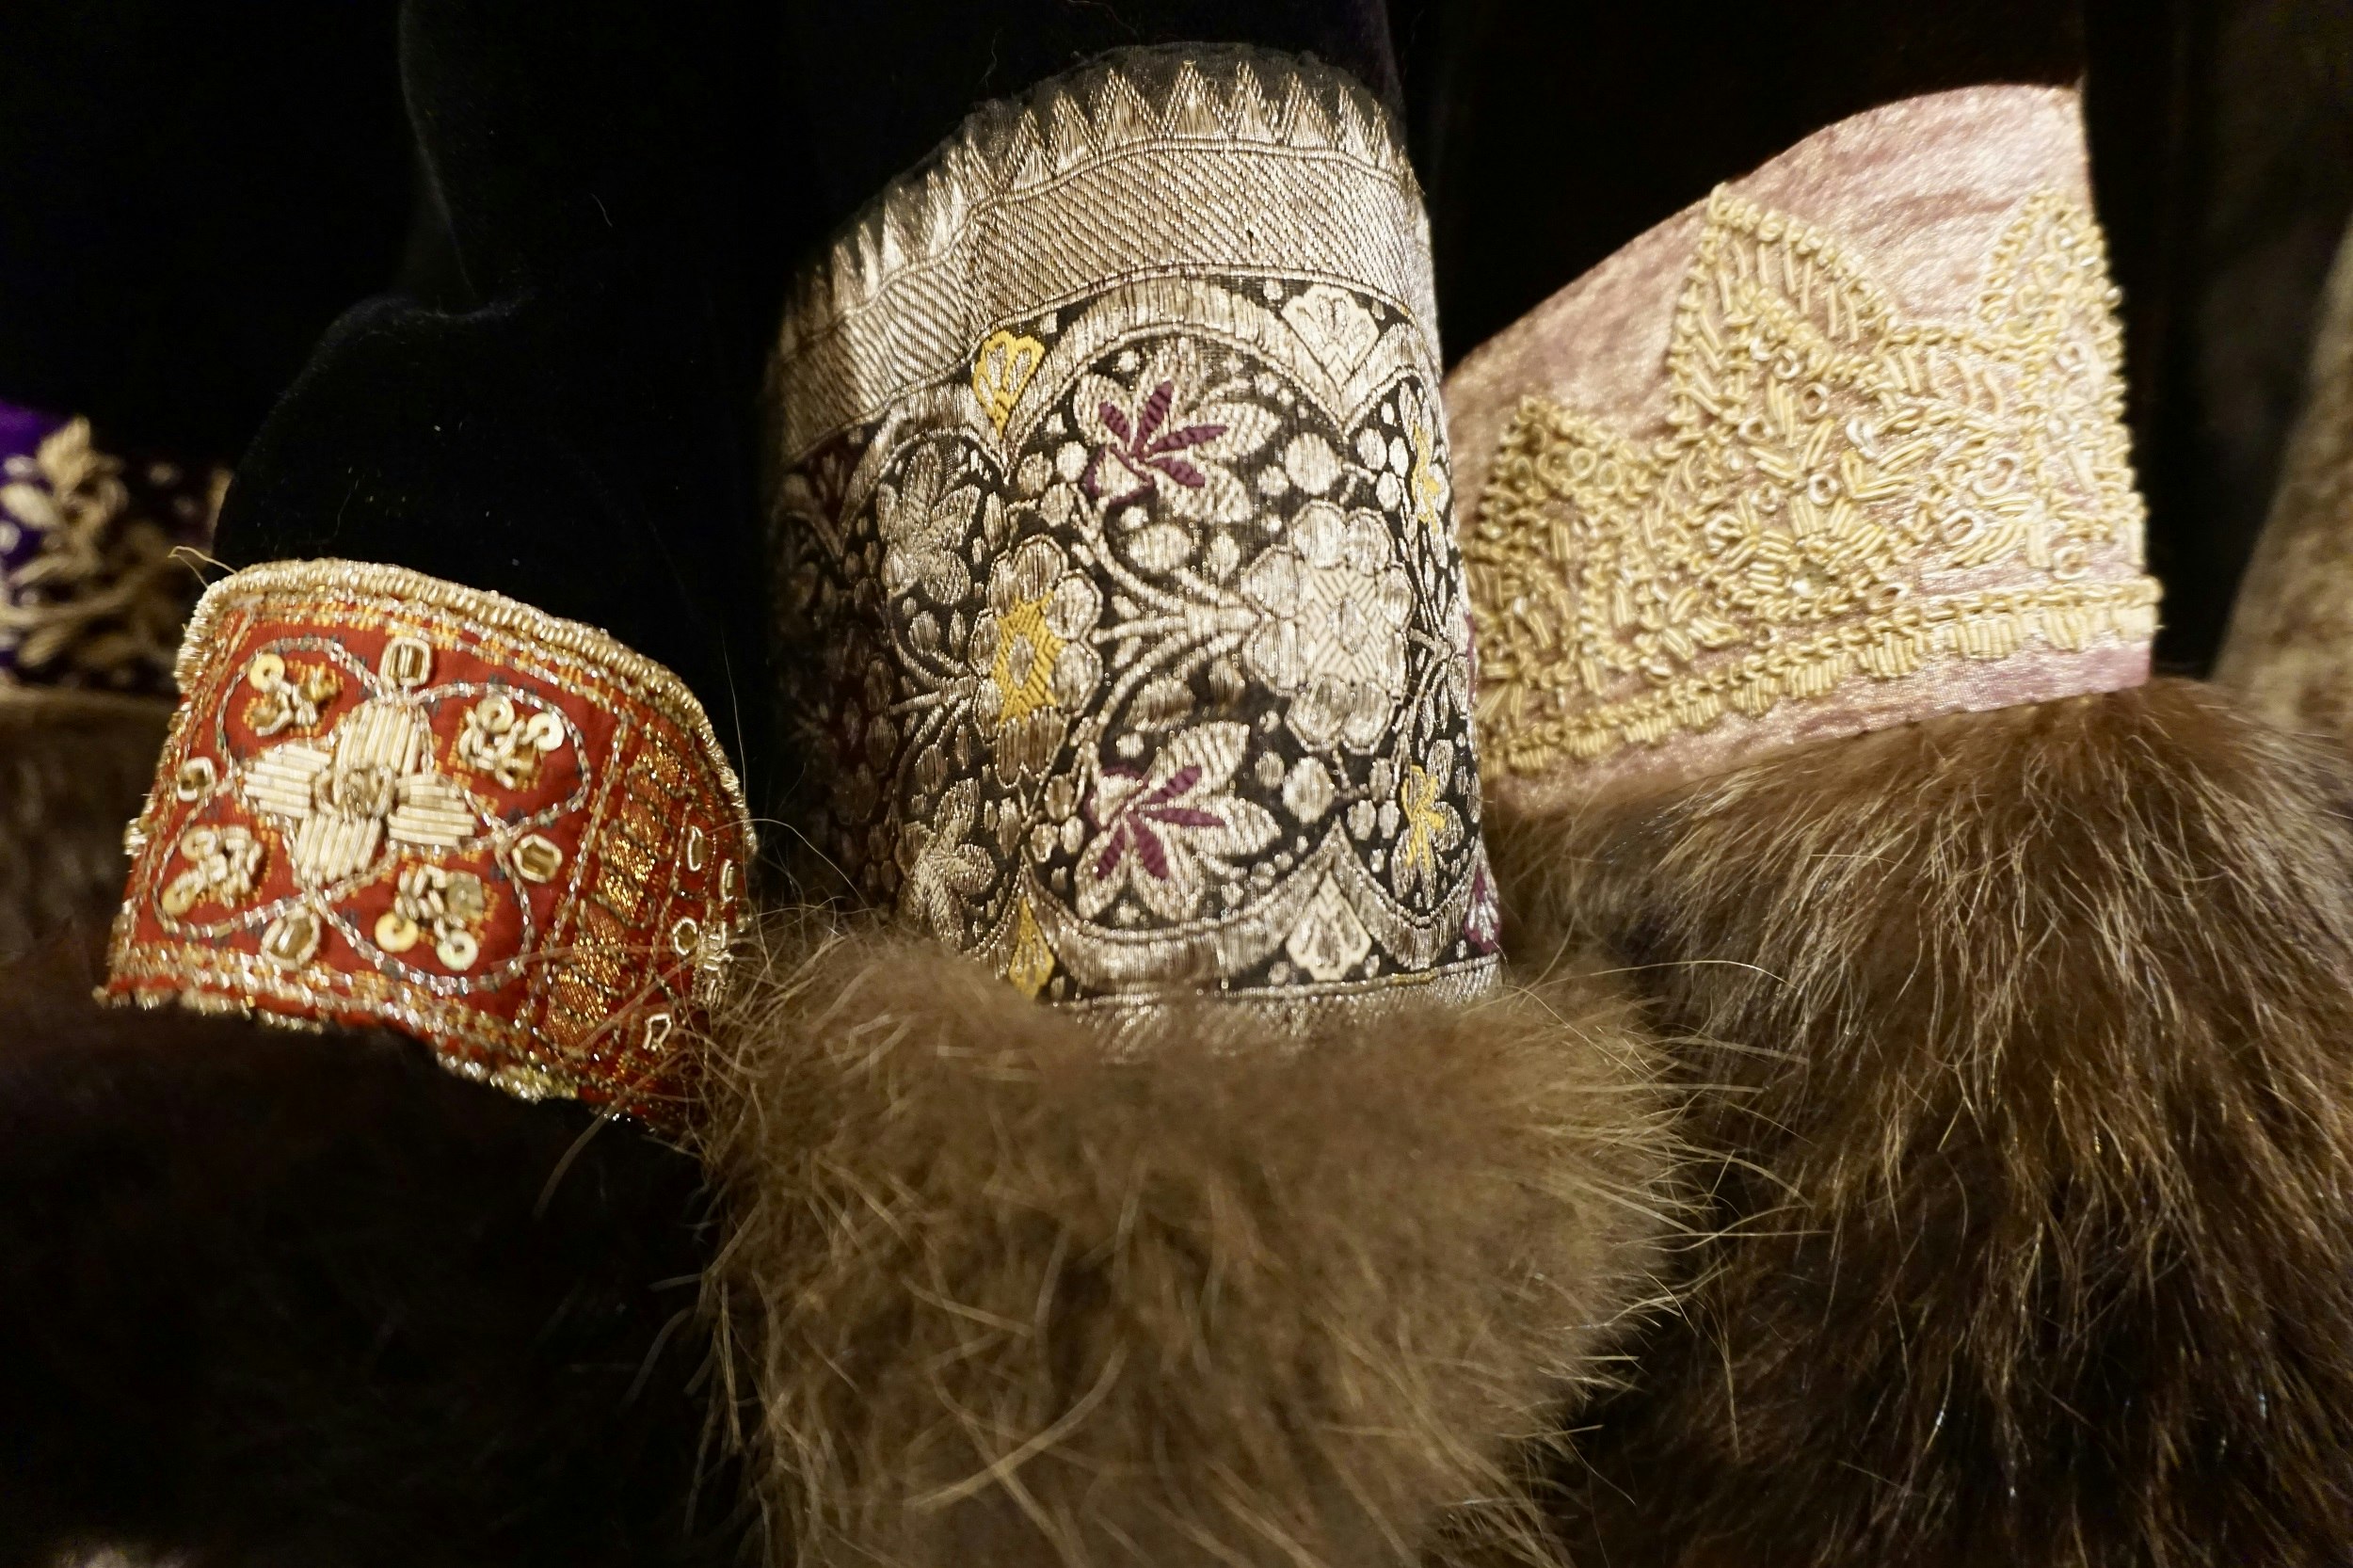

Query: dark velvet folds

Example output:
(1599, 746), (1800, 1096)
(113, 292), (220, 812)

(216, 0), (790, 789)
(0, 3), (1408, 1561)
(218, 0), (1405, 807)
(0, 1), (409, 463)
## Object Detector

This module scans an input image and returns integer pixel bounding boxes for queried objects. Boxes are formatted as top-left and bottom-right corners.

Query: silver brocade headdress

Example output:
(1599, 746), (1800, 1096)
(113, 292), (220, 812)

(768, 48), (1499, 1022)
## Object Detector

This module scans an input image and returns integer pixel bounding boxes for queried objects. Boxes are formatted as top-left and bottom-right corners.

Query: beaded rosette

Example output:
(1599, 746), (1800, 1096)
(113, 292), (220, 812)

(770, 50), (1500, 1025)
(105, 562), (753, 1125)
(1, 401), (222, 704)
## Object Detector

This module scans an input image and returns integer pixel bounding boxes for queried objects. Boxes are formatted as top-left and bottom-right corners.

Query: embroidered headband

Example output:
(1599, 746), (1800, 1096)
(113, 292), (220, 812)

(769, 47), (1499, 1024)
(1, 400), (223, 707)
(1446, 86), (2161, 807)
(104, 561), (754, 1127)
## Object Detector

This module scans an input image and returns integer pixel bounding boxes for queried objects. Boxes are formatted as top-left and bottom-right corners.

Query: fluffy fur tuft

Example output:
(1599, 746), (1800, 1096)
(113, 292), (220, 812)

(700, 919), (1674, 1568)
(1493, 678), (2353, 1566)
(0, 701), (167, 962)
(0, 932), (748, 1568)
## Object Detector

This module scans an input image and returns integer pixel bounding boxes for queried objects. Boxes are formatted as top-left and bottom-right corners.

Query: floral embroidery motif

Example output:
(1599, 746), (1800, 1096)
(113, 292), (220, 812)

(973, 331), (1046, 435)
(243, 651), (343, 738)
(1080, 342), (1277, 520)
(970, 537), (1102, 779)
(241, 667), (476, 888)
(0, 407), (222, 699)
(1465, 188), (2161, 780)
(455, 690), (567, 788)
(771, 51), (1497, 1016)
(1076, 723), (1278, 923)
(160, 824), (264, 918)
(1238, 500), (1412, 751)
(897, 776), (994, 941)
(377, 863), (492, 971)
(107, 562), (754, 1127)
(1390, 742), (1461, 904)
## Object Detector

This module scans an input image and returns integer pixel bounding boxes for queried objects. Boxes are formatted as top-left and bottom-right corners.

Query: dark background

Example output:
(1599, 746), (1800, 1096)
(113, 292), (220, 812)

(4, 0), (2349, 674)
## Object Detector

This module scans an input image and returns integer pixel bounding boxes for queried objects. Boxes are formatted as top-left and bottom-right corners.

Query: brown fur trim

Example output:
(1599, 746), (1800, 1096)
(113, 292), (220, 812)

(700, 919), (1675, 1567)
(1492, 678), (2353, 1566)
(0, 701), (166, 963)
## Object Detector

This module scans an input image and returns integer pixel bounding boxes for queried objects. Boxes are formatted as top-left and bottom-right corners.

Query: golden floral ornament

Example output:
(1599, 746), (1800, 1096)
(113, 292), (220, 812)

(769, 50), (1499, 1020)
(1464, 186), (2161, 794)
(455, 689), (567, 789)
(0, 408), (223, 701)
(160, 824), (264, 918)
(376, 863), (491, 971)
(972, 330), (1046, 435)
(105, 561), (755, 1127)
(1390, 740), (1462, 904)
(969, 536), (1103, 780)
(242, 650), (342, 737)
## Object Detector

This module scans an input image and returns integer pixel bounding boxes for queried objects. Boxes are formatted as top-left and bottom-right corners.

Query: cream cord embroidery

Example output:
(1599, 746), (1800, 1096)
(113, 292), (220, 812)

(1465, 188), (2160, 781)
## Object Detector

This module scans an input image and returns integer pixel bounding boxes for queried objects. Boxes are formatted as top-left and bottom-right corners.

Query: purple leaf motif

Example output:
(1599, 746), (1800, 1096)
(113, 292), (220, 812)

(1084, 380), (1229, 503)
(1091, 763), (1225, 883)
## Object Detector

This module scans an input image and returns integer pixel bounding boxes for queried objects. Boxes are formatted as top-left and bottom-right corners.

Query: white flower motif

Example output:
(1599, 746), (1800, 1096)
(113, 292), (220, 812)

(1239, 500), (1412, 752)
(241, 698), (475, 886)
(1078, 339), (1278, 523)
(968, 536), (1103, 781)
(877, 441), (981, 605)
(897, 776), (994, 941)
(1076, 722), (1279, 923)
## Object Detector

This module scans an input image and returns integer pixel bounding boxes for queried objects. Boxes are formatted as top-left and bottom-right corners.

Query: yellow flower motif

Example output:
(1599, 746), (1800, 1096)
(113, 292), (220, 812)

(990, 593), (1064, 727)
(1391, 740), (1463, 904)
(1401, 384), (1450, 532)
(969, 537), (1102, 780)
(1005, 895), (1056, 999)
(972, 330), (1045, 435)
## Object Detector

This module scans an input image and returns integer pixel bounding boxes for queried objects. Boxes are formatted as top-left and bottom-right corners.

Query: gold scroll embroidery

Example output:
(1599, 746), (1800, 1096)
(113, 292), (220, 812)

(1465, 187), (2161, 779)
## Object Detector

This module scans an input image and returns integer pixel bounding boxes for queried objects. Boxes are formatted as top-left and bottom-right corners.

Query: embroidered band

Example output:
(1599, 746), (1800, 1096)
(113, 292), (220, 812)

(1448, 88), (2162, 805)
(104, 561), (754, 1125)
(771, 48), (1499, 1023)
(2, 401), (223, 705)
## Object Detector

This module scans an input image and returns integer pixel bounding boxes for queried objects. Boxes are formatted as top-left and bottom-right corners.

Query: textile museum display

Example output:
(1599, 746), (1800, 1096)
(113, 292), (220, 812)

(5, 3), (2353, 1567)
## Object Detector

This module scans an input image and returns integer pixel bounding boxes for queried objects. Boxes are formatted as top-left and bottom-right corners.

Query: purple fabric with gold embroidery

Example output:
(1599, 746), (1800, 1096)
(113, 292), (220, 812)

(0, 397), (223, 700)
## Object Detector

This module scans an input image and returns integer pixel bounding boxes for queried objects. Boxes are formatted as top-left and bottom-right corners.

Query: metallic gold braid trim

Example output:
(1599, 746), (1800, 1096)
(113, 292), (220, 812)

(1465, 186), (2161, 785)
(772, 47), (1499, 1019)
(170, 559), (754, 824)
(105, 559), (754, 1128)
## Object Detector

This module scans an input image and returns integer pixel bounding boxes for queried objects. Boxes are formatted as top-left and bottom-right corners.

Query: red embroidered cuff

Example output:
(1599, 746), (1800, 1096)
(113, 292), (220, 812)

(104, 561), (754, 1128)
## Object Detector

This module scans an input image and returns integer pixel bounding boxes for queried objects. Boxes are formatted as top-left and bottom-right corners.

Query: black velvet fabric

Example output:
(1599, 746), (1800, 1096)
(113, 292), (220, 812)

(769, 0), (1400, 270)
(0, 1), (409, 461)
(2086, 0), (2353, 672)
(216, 0), (791, 789)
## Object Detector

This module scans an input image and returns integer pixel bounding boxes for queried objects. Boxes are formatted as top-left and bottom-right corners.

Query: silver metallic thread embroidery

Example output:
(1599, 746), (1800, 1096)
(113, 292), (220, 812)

(770, 51), (1499, 1017)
